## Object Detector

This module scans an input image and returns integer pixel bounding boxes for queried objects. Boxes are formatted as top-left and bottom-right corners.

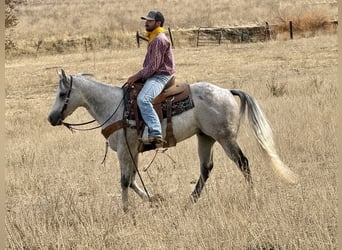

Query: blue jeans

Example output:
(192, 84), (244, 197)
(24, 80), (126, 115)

(137, 74), (172, 136)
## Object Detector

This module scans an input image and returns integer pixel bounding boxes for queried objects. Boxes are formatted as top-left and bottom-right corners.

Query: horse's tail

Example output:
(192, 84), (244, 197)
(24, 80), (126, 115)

(230, 89), (298, 184)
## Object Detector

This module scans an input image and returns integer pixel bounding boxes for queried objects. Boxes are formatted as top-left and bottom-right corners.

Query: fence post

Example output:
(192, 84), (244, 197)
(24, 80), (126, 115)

(265, 22), (271, 41)
(83, 37), (88, 52)
(168, 27), (174, 49)
(136, 31), (149, 48)
(35, 39), (43, 52)
(218, 29), (222, 45)
(136, 31), (140, 48)
(289, 21), (293, 39)
(197, 28), (200, 47)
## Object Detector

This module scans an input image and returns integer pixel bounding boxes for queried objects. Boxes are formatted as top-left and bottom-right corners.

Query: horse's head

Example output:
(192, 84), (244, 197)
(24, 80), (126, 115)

(48, 69), (80, 126)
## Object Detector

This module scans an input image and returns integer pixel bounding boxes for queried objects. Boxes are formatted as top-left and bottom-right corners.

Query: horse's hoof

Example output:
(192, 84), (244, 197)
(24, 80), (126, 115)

(123, 206), (129, 213)
(190, 193), (199, 203)
(248, 188), (259, 201)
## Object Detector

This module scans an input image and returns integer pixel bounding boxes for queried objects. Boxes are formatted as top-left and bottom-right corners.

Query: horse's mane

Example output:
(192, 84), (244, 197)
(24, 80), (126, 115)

(73, 73), (119, 88)
(75, 73), (94, 78)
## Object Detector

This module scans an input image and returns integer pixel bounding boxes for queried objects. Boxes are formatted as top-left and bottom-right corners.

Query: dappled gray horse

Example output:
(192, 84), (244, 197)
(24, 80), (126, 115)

(48, 69), (298, 211)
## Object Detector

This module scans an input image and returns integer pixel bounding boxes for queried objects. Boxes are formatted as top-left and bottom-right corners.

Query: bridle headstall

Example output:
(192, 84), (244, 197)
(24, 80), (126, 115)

(60, 75), (128, 133)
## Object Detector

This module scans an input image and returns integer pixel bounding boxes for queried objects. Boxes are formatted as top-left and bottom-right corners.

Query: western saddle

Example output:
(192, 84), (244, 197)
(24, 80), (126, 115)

(101, 76), (194, 152)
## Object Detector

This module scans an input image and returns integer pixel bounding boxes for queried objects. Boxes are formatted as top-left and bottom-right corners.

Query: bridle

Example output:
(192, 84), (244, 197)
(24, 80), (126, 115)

(60, 75), (127, 132)
(60, 75), (74, 116)
(59, 75), (97, 132)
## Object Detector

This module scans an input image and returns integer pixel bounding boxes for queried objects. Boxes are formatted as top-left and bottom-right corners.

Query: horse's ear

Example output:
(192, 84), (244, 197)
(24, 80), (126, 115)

(57, 69), (67, 81)
(57, 69), (69, 90)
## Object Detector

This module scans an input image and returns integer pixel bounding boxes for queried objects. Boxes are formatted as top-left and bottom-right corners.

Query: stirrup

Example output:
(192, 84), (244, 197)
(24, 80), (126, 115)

(139, 135), (166, 145)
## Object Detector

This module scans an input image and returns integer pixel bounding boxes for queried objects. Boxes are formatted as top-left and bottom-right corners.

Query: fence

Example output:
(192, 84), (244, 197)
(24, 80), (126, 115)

(195, 20), (338, 46)
(8, 20), (338, 56)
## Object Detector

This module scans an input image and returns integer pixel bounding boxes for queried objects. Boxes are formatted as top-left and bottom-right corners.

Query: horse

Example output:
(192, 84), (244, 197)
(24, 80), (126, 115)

(48, 69), (298, 211)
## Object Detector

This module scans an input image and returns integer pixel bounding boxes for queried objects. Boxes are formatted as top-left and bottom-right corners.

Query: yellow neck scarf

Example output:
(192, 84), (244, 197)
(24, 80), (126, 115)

(145, 27), (165, 44)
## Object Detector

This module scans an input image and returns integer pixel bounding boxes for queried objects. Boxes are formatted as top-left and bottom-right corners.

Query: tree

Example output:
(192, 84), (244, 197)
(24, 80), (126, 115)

(5, 0), (26, 51)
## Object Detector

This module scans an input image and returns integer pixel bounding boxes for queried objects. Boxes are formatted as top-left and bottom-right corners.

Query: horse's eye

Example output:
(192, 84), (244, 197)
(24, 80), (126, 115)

(59, 92), (66, 98)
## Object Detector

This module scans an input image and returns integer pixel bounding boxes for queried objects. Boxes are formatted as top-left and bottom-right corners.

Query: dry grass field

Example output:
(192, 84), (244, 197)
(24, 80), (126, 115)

(6, 0), (338, 56)
(11, 0), (338, 39)
(5, 1), (337, 249)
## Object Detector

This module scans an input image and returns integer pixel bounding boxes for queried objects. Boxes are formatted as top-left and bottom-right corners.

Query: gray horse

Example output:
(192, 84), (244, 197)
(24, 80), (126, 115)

(48, 69), (298, 211)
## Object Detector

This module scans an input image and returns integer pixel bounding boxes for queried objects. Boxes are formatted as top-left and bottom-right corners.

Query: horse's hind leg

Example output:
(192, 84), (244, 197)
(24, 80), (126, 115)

(191, 133), (215, 202)
(218, 139), (254, 193)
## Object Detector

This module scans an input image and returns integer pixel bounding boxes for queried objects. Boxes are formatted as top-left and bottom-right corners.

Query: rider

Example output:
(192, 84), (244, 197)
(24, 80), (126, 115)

(127, 10), (175, 145)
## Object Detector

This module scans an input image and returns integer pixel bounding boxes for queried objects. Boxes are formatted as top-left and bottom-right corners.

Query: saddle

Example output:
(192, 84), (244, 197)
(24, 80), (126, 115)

(125, 76), (194, 152)
(101, 76), (195, 152)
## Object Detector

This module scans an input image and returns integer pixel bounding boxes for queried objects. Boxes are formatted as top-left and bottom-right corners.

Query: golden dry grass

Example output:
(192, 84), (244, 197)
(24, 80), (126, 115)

(5, 1), (337, 249)
(6, 34), (337, 249)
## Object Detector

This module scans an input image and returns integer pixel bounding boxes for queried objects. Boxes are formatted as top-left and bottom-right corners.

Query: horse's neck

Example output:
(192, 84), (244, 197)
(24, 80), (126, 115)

(76, 77), (124, 125)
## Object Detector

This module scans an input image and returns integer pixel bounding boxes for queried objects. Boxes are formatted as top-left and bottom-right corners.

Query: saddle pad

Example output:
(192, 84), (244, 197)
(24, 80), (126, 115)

(125, 83), (194, 122)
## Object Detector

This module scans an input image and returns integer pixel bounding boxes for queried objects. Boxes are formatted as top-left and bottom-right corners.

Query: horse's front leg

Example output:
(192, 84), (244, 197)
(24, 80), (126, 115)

(119, 162), (152, 211)
(118, 140), (152, 211)
(117, 140), (138, 211)
(119, 165), (131, 212)
(130, 181), (151, 201)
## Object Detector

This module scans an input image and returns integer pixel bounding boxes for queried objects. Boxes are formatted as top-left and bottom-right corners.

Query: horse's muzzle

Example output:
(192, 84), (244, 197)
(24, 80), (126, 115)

(48, 112), (63, 126)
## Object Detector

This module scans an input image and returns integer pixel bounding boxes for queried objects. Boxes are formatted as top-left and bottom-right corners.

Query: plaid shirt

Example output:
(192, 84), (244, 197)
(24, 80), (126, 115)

(137, 33), (175, 80)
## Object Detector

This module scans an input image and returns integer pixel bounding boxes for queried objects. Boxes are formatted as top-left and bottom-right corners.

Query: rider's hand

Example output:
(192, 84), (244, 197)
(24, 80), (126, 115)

(127, 73), (139, 86)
